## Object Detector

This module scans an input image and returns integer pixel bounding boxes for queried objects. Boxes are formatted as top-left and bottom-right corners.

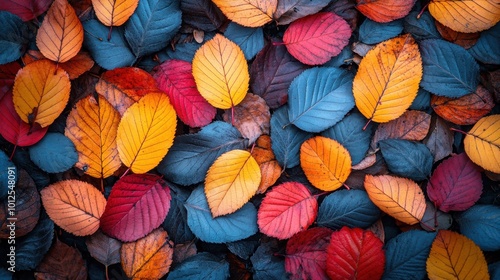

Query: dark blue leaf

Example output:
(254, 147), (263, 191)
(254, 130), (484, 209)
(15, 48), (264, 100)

(29, 133), (77, 173)
(180, 0), (226, 31)
(457, 205), (500, 251)
(409, 88), (431, 110)
(167, 252), (229, 280)
(251, 242), (287, 280)
(270, 106), (312, 169)
(420, 39), (479, 97)
(163, 41), (202, 62)
(321, 112), (373, 165)
(383, 230), (436, 280)
(379, 139), (433, 181)
(0, 150), (16, 200)
(288, 67), (355, 133)
(83, 19), (135, 70)
(403, 11), (440, 41)
(161, 184), (194, 243)
(125, 0), (181, 57)
(15, 213), (54, 270)
(317, 189), (380, 230)
(0, 11), (29, 64)
(185, 186), (258, 243)
(227, 237), (259, 260)
(323, 46), (354, 68)
(490, 262), (500, 280)
(157, 121), (247, 186)
(12, 148), (50, 190)
(0, 268), (12, 279)
(224, 22), (264, 60)
(469, 23), (500, 65)
(359, 18), (404, 45)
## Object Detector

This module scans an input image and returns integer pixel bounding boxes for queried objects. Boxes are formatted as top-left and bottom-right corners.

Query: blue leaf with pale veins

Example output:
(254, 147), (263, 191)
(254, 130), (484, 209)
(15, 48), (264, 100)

(457, 205), (500, 251)
(379, 139), (433, 181)
(359, 18), (403, 44)
(0, 11), (30, 64)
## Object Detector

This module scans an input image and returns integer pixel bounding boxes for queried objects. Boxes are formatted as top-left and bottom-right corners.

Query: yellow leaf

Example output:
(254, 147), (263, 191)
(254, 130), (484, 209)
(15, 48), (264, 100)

(426, 230), (489, 280)
(364, 174), (426, 225)
(212, 0), (277, 27)
(12, 59), (71, 128)
(117, 92), (177, 174)
(192, 34), (249, 109)
(464, 114), (500, 173)
(40, 180), (106, 236)
(36, 0), (84, 63)
(92, 0), (139, 26)
(353, 34), (422, 124)
(205, 149), (261, 217)
(300, 136), (351, 191)
(429, 0), (500, 33)
(65, 95), (121, 178)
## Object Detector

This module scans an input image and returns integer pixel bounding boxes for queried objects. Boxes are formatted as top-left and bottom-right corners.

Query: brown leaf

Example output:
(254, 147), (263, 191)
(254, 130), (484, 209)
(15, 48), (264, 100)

(367, 219), (385, 242)
(481, 69), (500, 103)
(423, 116), (454, 163)
(252, 135), (282, 194)
(35, 239), (87, 280)
(172, 242), (197, 265)
(352, 154), (377, 170)
(435, 21), (479, 49)
(86, 230), (121, 267)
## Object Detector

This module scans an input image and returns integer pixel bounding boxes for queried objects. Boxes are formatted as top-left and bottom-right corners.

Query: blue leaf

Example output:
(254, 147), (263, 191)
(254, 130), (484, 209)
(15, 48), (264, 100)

(469, 23), (500, 65)
(409, 88), (431, 110)
(157, 121), (247, 186)
(15, 214), (54, 270)
(224, 22), (264, 60)
(457, 205), (500, 251)
(382, 230), (436, 280)
(379, 139), (433, 181)
(288, 67), (355, 133)
(185, 186), (258, 243)
(83, 19), (135, 70)
(163, 41), (202, 62)
(323, 46), (353, 68)
(125, 0), (181, 57)
(227, 237), (259, 260)
(167, 252), (229, 280)
(161, 184), (194, 243)
(403, 11), (440, 41)
(12, 148), (50, 190)
(359, 18), (404, 45)
(321, 112), (373, 165)
(316, 189), (380, 230)
(0, 11), (29, 64)
(270, 106), (312, 169)
(29, 133), (78, 173)
(0, 150), (16, 200)
(0, 268), (12, 279)
(251, 243), (287, 280)
(490, 262), (500, 280)
(420, 39), (479, 97)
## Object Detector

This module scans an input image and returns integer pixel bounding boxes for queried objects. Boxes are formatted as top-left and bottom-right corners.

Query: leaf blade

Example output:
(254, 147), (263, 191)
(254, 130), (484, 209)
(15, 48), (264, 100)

(464, 114), (500, 173)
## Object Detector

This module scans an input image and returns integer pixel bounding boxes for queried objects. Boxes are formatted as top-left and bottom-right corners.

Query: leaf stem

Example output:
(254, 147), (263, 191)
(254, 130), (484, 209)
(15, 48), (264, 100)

(449, 127), (468, 135)
(9, 145), (17, 161)
(120, 167), (131, 179)
(362, 119), (372, 131)
(417, 2), (430, 18)
(231, 106), (235, 126)
(343, 183), (351, 190)
(107, 26), (113, 41)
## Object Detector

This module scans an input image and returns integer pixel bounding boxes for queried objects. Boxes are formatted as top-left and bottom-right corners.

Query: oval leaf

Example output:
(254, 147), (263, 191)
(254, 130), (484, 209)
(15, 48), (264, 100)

(15, 214), (54, 270)
(359, 18), (404, 45)
(379, 139), (433, 181)
(355, 0), (415, 22)
(29, 133), (78, 173)
(167, 252), (229, 280)
(469, 22), (500, 65)
(91, 0), (138, 26)
(0, 11), (29, 64)
(457, 205), (500, 251)
(212, 0), (277, 27)
(464, 114), (500, 173)
(86, 230), (121, 267)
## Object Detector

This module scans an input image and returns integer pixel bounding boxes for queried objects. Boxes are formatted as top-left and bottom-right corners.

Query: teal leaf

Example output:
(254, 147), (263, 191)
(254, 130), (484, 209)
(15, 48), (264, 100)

(224, 22), (264, 60)
(14, 214), (54, 270)
(161, 184), (194, 243)
(469, 23), (500, 65)
(251, 243), (287, 280)
(0, 11), (30, 64)
(29, 133), (77, 173)
(167, 252), (229, 280)
(359, 18), (403, 45)
(403, 11), (440, 41)
(457, 205), (500, 251)
(379, 139), (433, 181)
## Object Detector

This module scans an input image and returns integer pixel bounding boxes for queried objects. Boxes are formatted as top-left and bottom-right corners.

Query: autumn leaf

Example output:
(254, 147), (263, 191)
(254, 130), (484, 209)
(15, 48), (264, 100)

(355, 0), (416, 22)
(91, 0), (138, 27)
(212, 0), (277, 27)
(463, 114), (500, 173)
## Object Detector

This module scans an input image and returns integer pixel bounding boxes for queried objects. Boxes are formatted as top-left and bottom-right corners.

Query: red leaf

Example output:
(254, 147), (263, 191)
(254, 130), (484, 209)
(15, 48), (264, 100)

(100, 174), (172, 242)
(355, 0), (415, 23)
(283, 12), (351, 65)
(285, 227), (333, 280)
(257, 182), (317, 240)
(0, 61), (21, 99)
(326, 227), (385, 280)
(0, 91), (47, 147)
(0, 0), (52, 21)
(427, 153), (482, 212)
(153, 59), (216, 127)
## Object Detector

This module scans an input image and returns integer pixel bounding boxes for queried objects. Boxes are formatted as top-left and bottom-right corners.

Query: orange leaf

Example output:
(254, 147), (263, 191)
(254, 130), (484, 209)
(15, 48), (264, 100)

(464, 114), (500, 173)
(117, 92), (176, 174)
(40, 180), (106, 236)
(12, 59), (70, 128)
(251, 135), (282, 194)
(22, 50), (95, 80)
(212, 0), (277, 27)
(121, 228), (174, 280)
(36, 0), (83, 63)
(300, 136), (351, 191)
(353, 35), (422, 124)
(91, 0), (139, 26)
(356, 0), (416, 23)
(205, 149), (261, 217)
(364, 174), (426, 225)
(429, 0), (500, 33)
(426, 230), (489, 280)
(65, 95), (121, 178)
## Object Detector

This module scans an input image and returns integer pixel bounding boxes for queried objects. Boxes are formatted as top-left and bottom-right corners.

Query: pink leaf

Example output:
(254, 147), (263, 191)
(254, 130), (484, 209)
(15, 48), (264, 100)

(0, 0), (52, 21)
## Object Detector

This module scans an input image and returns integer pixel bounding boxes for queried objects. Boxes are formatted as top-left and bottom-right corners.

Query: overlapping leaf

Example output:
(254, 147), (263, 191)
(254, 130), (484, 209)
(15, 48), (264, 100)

(0, 0), (51, 21)
(251, 135), (282, 194)
(355, 0), (415, 22)
(463, 114), (500, 173)
(359, 18), (404, 44)
(435, 21), (479, 49)
(86, 230), (121, 267)
(34, 239), (87, 280)
(29, 133), (78, 173)
(212, 0), (277, 27)
(469, 22), (500, 64)
(91, 0), (138, 26)
(0, 61), (21, 98)
(423, 116), (454, 163)
(180, 0), (226, 31)
(457, 205), (500, 251)
(224, 22), (265, 60)
(15, 214), (53, 270)
(167, 252), (230, 280)
(161, 184), (194, 243)
(273, 0), (331, 25)
(0, 11), (30, 64)
(379, 139), (433, 181)
(403, 11), (441, 41)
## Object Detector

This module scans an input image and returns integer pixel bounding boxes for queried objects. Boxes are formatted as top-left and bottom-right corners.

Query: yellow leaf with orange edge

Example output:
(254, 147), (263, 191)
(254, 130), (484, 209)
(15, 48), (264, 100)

(426, 230), (488, 280)
(212, 0), (277, 27)
(92, 0), (138, 26)
(117, 92), (177, 174)
(65, 95), (121, 179)
(40, 180), (106, 236)
(192, 34), (249, 109)
(251, 135), (282, 194)
(36, 0), (83, 63)
(353, 34), (422, 124)
(364, 174), (426, 225)
(464, 114), (500, 173)
(12, 59), (70, 128)
(429, 0), (500, 33)
(300, 136), (351, 191)
(23, 50), (94, 80)
(205, 149), (261, 217)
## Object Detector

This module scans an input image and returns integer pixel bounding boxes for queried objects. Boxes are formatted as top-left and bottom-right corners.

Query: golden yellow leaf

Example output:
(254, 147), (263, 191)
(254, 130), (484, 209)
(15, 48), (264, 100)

(353, 34), (422, 124)
(117, 92), (177, 174)
(36, 0), (84, 63)
(205, 149), (261, 217)
(65, 95), (121, 178)
(427, 230), (489, 280)
(429, 0), (500, 33)
(464, 114), (500, 173)
(12, 59), (71, 128)
(192, 34), (249, 109)
(300, 136), (351, 191)
(212, 0), (277, 27)
(364, 174), (426, 225)
(92, 0), (139, 26)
